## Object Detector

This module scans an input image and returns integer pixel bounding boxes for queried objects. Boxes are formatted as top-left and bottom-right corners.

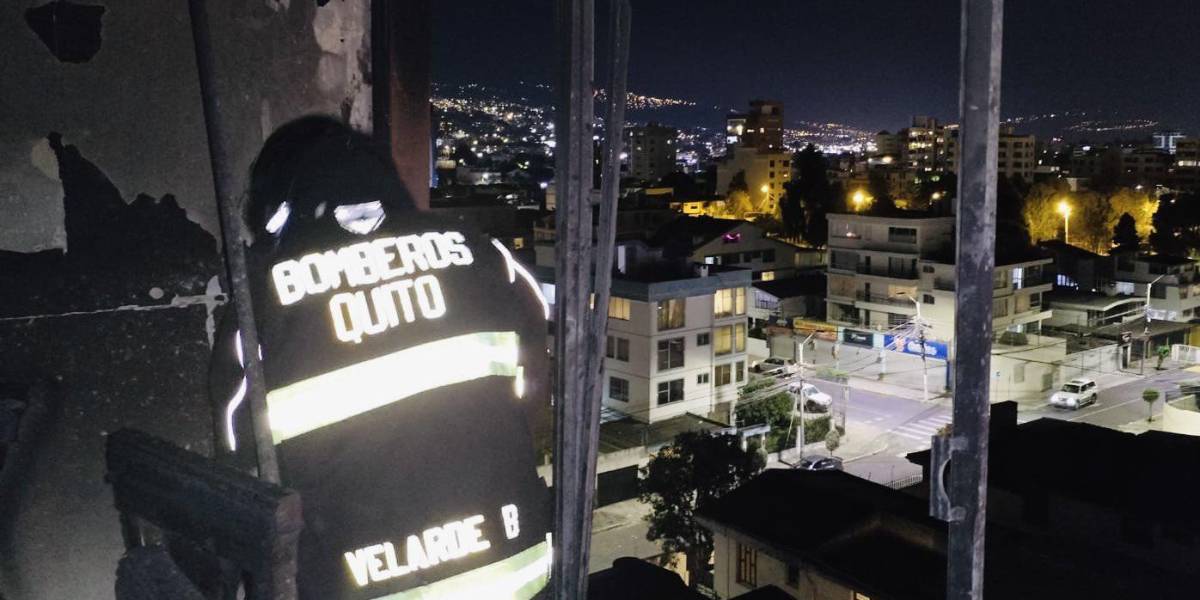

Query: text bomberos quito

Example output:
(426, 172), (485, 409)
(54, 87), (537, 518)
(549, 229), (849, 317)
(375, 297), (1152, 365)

(270, 231), (473, 343)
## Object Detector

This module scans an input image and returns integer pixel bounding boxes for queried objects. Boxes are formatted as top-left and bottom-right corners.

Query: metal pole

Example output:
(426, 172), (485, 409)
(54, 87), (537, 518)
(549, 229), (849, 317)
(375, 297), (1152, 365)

(947, 0), (1003, 598)
(374, 0), (432, 210)
(187, 0), (279, 483)
(579, 0), (632, 591)
(552, 0), (596, 597)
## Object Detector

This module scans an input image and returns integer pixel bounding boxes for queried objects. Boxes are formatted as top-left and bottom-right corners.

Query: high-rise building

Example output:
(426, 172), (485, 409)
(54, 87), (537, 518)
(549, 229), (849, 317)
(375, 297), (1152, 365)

(1153, 130), (1185, 154)
(717, 100), (790, 214)
(725, 100), (784, 153)
(623, 123), (678, 182)
(946, 125), (1036, 181)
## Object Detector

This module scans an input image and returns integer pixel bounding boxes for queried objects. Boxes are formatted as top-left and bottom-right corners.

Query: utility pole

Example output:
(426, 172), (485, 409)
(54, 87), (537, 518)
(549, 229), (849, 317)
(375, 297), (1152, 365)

(1142, 274), (1164, 376)
(945, 0), (1004, 598)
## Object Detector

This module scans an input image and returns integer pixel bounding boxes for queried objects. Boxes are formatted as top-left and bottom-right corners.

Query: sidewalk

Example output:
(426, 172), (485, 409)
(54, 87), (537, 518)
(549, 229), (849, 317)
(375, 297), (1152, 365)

(775, 419), (888, 465)
(801, 338), (949, 403)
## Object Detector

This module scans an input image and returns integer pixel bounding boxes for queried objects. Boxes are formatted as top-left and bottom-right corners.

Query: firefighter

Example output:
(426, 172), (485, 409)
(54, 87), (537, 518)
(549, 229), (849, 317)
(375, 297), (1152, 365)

(210, 117), (552, 599)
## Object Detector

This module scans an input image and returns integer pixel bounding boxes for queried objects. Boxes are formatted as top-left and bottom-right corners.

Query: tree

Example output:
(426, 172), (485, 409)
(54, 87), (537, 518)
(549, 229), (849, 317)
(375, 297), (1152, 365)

(727, 170), (748, 195)
(824, 428), (841, 456)
(1150, 193), (1200, 256)
(1073, 191), (1110, 254)
(781, 145), (836, 247)
(639, 432), (764, 588)
(867, 171), (896, 216)
(724, 189), (757, 220)
(1112, 212), (1139, 250)
(1107, 187), (1157, 241)
(1022, 180), (1072, 243)
(1142, 388), (1159, 422)
(735, 391), (795, 453)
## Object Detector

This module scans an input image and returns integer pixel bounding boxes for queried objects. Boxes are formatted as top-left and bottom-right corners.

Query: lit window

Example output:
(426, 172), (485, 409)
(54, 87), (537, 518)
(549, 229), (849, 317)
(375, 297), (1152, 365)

(714, 363), (732, 386)
(657, 298), (685, 330)
(760, 271), (775, 281)
(714, 326), (733, 355)
(656, 379), (684, 405)
(608, 297), (631, 320)
(714, 288), (746, 318)
(735, 323), (746, 353)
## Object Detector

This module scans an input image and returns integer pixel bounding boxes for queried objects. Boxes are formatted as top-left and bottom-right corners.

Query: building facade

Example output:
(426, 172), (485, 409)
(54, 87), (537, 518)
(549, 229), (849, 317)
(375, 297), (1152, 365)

(947, 124), (1036, 181)
(1111, 251), (1200, 322)
(603, 263), (753, 424)
(624, 123), (678, 182)
(825, 212), (1060, 399)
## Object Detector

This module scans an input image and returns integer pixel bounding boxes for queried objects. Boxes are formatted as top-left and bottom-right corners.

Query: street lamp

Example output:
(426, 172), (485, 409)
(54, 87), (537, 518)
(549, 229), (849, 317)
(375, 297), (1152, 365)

(1057, 199), (1072, 245)
(852, 190), (867, 212)
(1141, 274), (1166, 375)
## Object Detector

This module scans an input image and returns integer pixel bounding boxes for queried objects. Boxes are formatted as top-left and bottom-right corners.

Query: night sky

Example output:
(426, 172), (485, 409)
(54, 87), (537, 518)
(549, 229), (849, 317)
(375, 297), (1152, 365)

(434, 0), (1200, 132)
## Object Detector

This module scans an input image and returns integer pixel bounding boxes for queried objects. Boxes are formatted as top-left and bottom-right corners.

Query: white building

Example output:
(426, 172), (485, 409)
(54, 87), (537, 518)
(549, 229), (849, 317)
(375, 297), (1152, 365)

(825, 212), (1060, 400)
(1110, 252), (1200, 322)
(714, 145), (791, 216)
(603, 257), (752, 424)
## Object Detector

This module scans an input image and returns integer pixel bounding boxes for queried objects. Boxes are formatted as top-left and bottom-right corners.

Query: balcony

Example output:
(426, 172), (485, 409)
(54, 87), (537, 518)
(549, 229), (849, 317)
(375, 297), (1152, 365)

(856, 265), (919, 280)
(855, 291), (917, 308)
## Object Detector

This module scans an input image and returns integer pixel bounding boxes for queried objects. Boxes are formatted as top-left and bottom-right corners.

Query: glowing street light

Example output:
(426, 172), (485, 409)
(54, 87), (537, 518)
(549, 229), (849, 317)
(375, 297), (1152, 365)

(852, 190), (867, 211)
(1057, 199), (1072, 244)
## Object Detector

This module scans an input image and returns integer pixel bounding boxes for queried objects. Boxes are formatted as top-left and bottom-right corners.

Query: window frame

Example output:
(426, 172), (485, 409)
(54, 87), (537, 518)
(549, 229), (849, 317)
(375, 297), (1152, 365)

(656, 378), (684, 405)
(656, 337), (685, 371)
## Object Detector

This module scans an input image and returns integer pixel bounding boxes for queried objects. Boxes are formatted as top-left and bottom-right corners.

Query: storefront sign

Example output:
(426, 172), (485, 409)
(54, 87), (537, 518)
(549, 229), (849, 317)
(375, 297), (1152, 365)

(884, 334), (949, 360)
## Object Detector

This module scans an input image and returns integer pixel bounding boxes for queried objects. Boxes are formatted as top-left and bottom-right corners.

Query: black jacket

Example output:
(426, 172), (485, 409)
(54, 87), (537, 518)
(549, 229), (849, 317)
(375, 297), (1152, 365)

(210, 210), (552, 599)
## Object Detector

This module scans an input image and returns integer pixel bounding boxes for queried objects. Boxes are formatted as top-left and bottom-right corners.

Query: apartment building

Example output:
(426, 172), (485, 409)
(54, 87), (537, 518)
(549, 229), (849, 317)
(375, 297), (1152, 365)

(826, 212), (1059, 398)
(603, 254), (752, 424)
(717, 100), (791, 214)
(1111, 251), (1200, 321)
(946, 124), (1036, 181)
(725, 100), (784, 153)
(648, 216), (822, 281)
(624, 123), (678, 182)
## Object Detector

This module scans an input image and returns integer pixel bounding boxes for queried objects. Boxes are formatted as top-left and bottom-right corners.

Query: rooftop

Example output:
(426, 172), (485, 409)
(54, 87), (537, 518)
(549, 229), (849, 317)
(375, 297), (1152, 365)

(1132, 253), (1196, 266)
(752, 273), (826, 299)
(599, 411), (730, 453)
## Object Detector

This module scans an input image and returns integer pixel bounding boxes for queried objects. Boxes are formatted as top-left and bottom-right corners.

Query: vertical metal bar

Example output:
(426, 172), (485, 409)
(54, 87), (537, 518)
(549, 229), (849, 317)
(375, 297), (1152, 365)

(187, 0), (280, 483)
(374, 0), (433, 210)
(579, 0), (631, 586)
(551, 0), (595, 597)
(948, 0), (1003, 598)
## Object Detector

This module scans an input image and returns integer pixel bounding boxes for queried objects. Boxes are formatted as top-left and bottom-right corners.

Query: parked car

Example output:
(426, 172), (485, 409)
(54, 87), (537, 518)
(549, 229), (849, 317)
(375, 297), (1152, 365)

(1049, 378), (1098, 410)
(753, 357), (796, 377)
(795, 455), (843, 471)
(787, 382), (832, 412)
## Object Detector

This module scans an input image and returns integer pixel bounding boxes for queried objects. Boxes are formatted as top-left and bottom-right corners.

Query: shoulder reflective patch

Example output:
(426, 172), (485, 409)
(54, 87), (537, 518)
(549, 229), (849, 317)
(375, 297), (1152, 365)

(366, 538), (551, 600)
(491, 239), (550, 320)
(266, 331), (520, 444)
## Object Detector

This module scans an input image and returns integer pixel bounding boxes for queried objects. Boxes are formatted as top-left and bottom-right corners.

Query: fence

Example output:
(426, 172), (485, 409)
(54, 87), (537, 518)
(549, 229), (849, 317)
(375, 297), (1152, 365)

(1171, 344), (1200, 365)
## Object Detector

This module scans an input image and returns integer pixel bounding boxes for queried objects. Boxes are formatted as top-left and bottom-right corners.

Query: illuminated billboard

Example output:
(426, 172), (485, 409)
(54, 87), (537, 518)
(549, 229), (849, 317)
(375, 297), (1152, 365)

(214, 209), (553, 599)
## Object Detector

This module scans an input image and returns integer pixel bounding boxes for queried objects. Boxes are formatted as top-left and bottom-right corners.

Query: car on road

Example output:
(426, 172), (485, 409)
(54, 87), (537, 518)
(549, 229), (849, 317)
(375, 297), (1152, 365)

(1049, 378), (1098, 410)
(795, 455), (843, 471)
(787, 382), (832, 412)
(753, 357), (796, 377)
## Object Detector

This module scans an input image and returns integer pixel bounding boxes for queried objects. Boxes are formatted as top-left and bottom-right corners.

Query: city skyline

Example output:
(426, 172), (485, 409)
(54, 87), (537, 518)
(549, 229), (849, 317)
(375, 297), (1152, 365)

(435, 0), (1200, 133)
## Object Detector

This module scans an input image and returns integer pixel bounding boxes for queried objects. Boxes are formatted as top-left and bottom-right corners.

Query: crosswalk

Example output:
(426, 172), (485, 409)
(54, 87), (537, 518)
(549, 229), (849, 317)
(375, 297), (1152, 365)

(890, 412), (953, 448)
